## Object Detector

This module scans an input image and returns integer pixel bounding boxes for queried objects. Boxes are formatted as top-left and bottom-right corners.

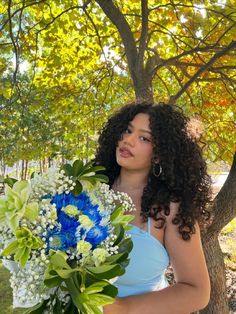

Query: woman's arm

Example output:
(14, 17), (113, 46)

(103, 203), (210, 314)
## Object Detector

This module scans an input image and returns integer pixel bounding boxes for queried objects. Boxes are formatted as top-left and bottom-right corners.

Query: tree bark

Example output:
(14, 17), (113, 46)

(200, 233), (229, 314)
(24, 160), (28, 179)
(200, 151), (236, 314)
(16, 160), (19, 180)
(21, 160), (24, 180)
(96, 0), (154, 103)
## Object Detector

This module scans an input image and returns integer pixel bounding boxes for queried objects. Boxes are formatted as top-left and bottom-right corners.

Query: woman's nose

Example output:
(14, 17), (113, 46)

(124, 133), (136, 146)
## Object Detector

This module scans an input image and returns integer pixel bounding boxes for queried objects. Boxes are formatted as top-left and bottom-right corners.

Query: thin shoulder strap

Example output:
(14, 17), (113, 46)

(147, 217), (151, 234)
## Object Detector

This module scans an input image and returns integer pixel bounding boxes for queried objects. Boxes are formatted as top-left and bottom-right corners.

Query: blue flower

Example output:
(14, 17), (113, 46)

(49, 191), (108, 250)
(72, 192), (93, 211)
(50, 193), (70, 211)
(58, 211), (80, 231)
(83, 204), (102, 224)
(46, 227), (78, 252)
(85, 224), (109, 248)
(50, 192), (93, 213)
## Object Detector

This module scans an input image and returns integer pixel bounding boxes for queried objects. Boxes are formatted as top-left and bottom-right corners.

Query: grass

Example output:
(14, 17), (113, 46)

(220, 218), (236, 271)
(0, 262), (24, 314)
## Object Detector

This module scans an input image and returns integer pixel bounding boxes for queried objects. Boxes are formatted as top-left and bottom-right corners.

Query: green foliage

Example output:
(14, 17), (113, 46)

(221, 218), (236, 235)
(62, 160), (108, 196)
(1, 227), (43, 267)
(41, 229), (133, 313)
(0, 0), (235, 165)
(0, 181), (39, 232)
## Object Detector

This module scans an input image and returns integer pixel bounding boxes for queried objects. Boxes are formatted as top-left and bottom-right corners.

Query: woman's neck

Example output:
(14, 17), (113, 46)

(113, 168), (148, 192)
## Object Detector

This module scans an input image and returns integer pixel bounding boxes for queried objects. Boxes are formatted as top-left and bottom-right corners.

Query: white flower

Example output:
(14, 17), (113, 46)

(92, 248), (109, 266)
(76, 240), (92, 255)
(78, 215), (94, 229)
(62, 205), (78, 217)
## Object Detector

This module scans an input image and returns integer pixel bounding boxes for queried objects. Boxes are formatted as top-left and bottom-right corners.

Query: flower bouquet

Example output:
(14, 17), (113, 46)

(0, 160), (134, 313)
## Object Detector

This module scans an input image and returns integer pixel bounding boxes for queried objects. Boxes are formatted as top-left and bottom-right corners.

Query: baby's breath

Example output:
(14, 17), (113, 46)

(0, 166), (135, 310)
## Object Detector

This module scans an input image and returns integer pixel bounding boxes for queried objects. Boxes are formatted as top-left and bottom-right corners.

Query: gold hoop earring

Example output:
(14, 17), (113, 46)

(152, 163), (162, 177)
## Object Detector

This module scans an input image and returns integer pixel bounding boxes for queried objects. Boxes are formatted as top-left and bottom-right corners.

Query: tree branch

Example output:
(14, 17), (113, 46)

(95, 0), (138, 77)
(168, 40), (236, 104)
(0, 0), (46, 32)
(152, 43), (223, 72)
(83, 8), (112, 76)
(137, 0), (149, 69)
(7, 0), (20, 86)
(206, 151), (236, 235)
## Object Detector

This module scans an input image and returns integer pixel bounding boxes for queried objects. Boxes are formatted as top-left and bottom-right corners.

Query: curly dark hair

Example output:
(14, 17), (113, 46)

(93, 102), (212, 240)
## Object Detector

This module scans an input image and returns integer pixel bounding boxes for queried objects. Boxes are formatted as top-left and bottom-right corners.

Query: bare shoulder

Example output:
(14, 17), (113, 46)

(164, 202), (210, 293)
(166, 201), (180, 221)
(165, 201), (201, 239)
(165, 201), (202, 246)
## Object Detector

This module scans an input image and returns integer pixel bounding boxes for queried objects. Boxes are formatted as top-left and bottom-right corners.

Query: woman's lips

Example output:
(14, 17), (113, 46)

(119, 147), (134, 158)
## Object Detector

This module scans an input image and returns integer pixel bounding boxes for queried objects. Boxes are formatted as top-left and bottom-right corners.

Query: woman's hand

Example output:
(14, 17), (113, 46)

(103, 298), (127, 314)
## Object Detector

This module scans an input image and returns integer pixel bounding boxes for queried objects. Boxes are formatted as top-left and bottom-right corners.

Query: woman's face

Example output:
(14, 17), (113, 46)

(116, 113), (153, 173)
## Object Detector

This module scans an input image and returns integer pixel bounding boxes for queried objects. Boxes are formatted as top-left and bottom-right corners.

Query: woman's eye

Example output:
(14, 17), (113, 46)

(124, 128), (131, 134)
(140, 136), (152, 142)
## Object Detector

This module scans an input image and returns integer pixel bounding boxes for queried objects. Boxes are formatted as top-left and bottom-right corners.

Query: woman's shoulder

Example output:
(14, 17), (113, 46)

(165, 201), (180, 224)
(165, 201), (200, 237)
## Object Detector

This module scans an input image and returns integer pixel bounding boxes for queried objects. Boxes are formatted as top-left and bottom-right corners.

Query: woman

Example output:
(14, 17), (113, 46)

(94, 102), (211, 314)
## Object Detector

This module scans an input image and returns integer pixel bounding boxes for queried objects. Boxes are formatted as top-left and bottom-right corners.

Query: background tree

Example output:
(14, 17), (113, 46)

(0, 1), (236, 312)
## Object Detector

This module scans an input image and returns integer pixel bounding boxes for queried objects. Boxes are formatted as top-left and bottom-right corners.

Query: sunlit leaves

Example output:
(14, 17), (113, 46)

(0, 0), (235, 166)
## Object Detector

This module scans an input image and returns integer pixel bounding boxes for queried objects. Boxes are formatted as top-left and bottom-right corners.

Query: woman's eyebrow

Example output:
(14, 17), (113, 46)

(128, 122), (152, 134)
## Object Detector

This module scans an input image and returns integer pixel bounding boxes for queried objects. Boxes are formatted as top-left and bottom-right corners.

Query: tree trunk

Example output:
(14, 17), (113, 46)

(16, 160), (20, 180)
(133, 75), (154, 103)
(96, 0), (154, 104)
(200, 233), (229, 314)
(39, 159), (42, 174)
(24, 160), (28, 179)
(21, 160), (25, 180)
(200, 152), (236, 314)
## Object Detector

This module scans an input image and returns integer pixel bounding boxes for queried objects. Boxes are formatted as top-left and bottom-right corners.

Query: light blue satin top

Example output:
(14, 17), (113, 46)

(115, 218), (170, 297)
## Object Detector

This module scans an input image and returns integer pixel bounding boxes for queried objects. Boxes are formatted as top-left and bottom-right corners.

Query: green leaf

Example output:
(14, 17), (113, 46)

(8, 213), (20, 231)
(56, 268), (79, 279)
(118, 238), (133, 254)
(72, 182), (82, 196)
(1, 240), (18, 256)
(4, 177), (17, 188)
(63, 299), (79, 314)
(80, 176), (96, 185)
(102, 283), (118, 298)
(19, 246), (30, 267)
(24, 202), (39, 221)
(53, 297), (63, 314)
(23, 299), (49, 314)
(72, 160), (84, 176)
(50, 251), (70, 269)
(89, 174), (108, 183)
(76, 161), (94, 177)
(83, 303), (103, 314)
(84, 281), (109, 294)
(44, 275), (63, 288)
(105, 251), (128, 264)
(62, 164), (73, 177)
(88, 165), (106, 172)
(86, 264), (125, 279)
(111, 206), (134, 226)
(110, 205), (124, 222)
(86, 293), (114, 306)
(113, 224), (125, 246)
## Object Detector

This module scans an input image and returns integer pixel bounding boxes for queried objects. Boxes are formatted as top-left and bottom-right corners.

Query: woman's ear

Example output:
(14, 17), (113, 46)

(153, 156), (160, 164)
